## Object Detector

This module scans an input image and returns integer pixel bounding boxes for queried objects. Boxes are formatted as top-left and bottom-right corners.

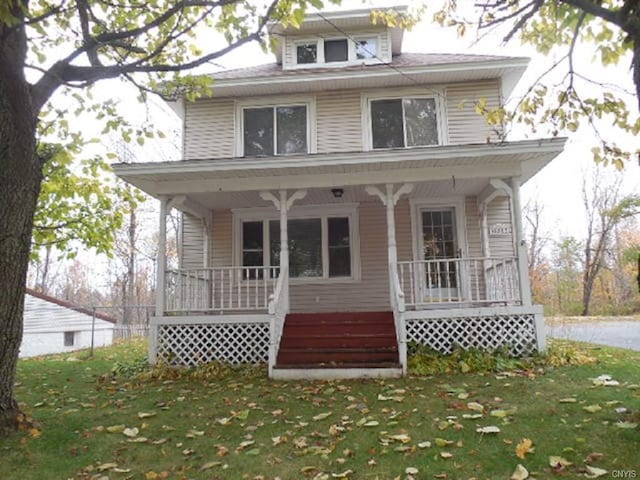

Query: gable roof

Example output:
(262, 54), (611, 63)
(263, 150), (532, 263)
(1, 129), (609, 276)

(25, 288), (117, 324)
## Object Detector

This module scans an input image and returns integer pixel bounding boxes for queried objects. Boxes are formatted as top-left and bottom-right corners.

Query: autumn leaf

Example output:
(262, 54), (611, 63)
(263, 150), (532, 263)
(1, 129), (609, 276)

(584, 466), (608, 478)
(516, 438), (534, 459)
(476, 426), (500, 434)
(510, 464), (529, 480)
(313, 411), (332, 421)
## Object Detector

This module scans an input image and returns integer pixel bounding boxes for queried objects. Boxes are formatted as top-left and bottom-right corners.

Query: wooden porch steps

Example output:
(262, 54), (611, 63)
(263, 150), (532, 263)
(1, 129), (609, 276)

(274, 311), (400, 372)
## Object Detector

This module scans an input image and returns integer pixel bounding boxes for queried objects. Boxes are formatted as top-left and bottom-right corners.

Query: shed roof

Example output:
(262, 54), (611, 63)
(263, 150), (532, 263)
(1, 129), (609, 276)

(25, 288), (117, 324)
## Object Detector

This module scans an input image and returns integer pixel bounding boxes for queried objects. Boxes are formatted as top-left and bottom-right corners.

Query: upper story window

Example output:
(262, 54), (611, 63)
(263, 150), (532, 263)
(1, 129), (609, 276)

(243, 105), (307, 156)
(296, 43), (317, 64)
(324, 39), (348, 62)
(292, 35), (381, 67)
(355, 37), (377, 59)
(369, 97), (440, 149)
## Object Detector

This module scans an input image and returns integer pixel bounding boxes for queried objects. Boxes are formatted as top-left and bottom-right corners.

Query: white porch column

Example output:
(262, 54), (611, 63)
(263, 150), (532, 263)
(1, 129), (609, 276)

(156, 196), (169, 316)
(260, 189), (307, 309)
(279, 190), (290, 309)
(510, 177), (532, 306)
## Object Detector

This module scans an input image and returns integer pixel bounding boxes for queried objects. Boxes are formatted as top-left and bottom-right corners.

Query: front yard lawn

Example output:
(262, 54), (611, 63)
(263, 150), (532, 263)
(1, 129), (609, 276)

(1, 339), (639, 479)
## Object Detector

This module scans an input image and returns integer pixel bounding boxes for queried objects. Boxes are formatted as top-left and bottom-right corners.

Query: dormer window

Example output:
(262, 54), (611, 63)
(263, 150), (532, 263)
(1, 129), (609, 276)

(324, 39), (348, 62)
(296, 43), (317, 64)
(355, 37), (377, 59)
(290, 35), (382, 68)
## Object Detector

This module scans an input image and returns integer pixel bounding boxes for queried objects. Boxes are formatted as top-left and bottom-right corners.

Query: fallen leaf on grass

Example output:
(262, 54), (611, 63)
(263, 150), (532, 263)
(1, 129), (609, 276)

(559, 398), (578, 403)
(200, 461), (222, 471)
(313, 412), (332, 421)
(440, 451), (453, 459)
(467, 402), (484, 412)
(122, 427), (139, 438)
(106, 424), (125, 433)
(97, 463), (118, 472)
(405, 467), (419, 474)
(549, 456), (572, 468)
(331, 469), (353, 478)
(476, 426), (500, 434)
(510, 464), (529, 480)
(584, 466), (608, 478)
(615, 421), (638, 429)
(583, 405), (602, 413)
(592, 375), (619, 387)
(515, 438), (534, 459)
(138, 412), (156, 419)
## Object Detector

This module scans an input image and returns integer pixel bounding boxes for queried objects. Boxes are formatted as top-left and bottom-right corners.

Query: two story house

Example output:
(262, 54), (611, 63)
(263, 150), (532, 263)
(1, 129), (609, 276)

(114, 6), (565, 379)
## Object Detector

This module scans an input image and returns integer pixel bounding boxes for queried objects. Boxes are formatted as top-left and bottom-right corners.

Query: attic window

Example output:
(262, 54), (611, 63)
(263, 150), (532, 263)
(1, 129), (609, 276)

(355, 38), (377, 59)
(324, 39), (348, 62)
(296, 43), (317, 64)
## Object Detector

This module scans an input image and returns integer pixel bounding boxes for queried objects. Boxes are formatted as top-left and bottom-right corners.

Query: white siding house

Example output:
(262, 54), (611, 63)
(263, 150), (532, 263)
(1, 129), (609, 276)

(114, 6), (566, 379)
(20, 289), (115, 358)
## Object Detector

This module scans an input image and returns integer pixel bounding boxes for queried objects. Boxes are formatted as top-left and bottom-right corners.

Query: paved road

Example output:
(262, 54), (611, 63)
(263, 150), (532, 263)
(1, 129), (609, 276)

(547, 319), (640, 351)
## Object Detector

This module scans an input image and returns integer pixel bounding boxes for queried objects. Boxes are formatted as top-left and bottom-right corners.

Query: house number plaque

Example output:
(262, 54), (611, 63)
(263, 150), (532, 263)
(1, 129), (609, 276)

(489, 223), (512, 236)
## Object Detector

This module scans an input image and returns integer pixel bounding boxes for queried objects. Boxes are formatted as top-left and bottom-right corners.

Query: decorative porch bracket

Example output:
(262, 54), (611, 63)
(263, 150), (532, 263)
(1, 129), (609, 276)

(477, 179), (511, 259)
(366, 183), (414, 375)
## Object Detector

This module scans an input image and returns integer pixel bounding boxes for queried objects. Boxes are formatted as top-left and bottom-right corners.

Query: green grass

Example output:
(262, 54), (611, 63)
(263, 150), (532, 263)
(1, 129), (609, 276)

(1, 340), (639, 479)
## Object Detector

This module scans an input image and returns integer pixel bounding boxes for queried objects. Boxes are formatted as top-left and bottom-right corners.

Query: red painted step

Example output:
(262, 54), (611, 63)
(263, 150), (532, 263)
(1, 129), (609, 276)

(275, 311), (399, 367)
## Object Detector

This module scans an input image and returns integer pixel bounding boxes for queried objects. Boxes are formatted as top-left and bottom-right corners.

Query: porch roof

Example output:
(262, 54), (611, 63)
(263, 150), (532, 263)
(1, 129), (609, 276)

(113, 138), (566, 198)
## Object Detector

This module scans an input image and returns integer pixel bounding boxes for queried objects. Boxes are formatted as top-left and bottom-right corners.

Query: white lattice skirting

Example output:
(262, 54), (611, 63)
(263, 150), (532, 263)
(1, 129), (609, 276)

(155, 322), (270, 366)
(405, 307), (543, 356)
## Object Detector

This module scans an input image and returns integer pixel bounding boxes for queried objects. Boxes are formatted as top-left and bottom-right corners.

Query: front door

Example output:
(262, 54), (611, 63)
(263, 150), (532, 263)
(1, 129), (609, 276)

(419, 208), (460, 301)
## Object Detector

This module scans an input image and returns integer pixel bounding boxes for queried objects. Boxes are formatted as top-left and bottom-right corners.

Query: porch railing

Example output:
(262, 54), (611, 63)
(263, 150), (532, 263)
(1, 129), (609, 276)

(267, 270), (289, 375)
(397, 257), (520, 307)
(389, 263), (407, 373)
(165, 266), (279, 313)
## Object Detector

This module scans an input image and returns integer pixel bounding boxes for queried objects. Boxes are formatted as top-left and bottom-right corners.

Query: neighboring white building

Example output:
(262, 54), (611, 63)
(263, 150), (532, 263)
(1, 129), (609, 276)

(21, 289), (116, 358)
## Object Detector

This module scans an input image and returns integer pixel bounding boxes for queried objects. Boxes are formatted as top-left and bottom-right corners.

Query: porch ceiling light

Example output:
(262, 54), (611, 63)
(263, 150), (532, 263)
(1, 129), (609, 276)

(331, 188), (344, 198)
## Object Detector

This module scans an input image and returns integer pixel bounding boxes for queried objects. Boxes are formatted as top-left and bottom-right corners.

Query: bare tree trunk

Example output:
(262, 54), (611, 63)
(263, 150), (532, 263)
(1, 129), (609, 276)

(38, 245), (53, 294)
(0, 17), (42, 435)
(122, 206), (137, 326)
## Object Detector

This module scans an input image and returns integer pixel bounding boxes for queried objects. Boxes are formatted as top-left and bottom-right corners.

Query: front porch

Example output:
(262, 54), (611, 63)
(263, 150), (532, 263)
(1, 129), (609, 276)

(113, 140), (563, 377)
(147, 179), (544, 377)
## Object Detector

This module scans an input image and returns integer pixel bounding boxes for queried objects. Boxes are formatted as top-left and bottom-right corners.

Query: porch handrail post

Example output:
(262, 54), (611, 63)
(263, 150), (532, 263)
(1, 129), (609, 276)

(510, 177), (532, 306)
(279, 190), (289, 311)
(156, 196), (169, 316)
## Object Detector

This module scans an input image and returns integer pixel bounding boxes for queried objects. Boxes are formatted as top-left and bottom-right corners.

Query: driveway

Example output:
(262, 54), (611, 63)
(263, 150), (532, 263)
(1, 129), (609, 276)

(546, 317), (640, 351)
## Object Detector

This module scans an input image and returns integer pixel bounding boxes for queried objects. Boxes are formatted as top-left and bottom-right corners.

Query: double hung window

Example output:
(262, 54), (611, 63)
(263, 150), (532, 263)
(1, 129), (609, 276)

(243, 105), (308, 156)
(239, 211), (355, 280)
(370, 97), (440, 149)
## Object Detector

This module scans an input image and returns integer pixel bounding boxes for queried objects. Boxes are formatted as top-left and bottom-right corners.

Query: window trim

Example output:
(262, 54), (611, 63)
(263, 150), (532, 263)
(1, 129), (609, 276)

(289, 34), (383, 69)
(232, 203), (361, 283)
(361, 90), (448, 151)
(235, 96), (317, 157)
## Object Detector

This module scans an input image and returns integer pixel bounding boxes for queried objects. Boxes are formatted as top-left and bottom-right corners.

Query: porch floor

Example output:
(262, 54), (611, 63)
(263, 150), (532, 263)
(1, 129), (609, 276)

(274, 311), (402, 371)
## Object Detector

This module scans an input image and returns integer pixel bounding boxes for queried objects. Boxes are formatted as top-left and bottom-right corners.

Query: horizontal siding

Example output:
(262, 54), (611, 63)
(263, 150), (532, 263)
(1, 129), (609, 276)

(316, 90), (362, 153)
(182, 80), (503, 158)
(465, 196), (483, 258)
(211, 209), (233, 267)
(290, 201), (390, 312)
(487, 197), (515, 257)
(23, 295), (114, 333)
(184, 98), (234, 159)
(446, 80), (502, 145)
(181, 213), (204, 269)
